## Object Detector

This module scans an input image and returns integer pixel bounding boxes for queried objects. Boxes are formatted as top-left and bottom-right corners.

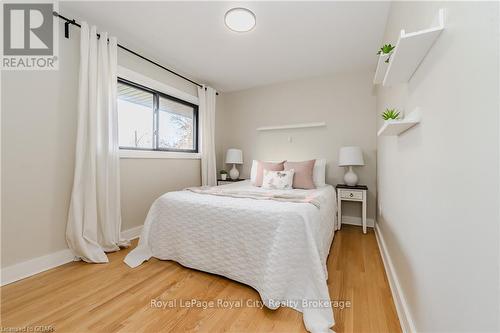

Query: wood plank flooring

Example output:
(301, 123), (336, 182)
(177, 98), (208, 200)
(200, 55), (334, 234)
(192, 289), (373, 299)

(0, 225), (401, 332)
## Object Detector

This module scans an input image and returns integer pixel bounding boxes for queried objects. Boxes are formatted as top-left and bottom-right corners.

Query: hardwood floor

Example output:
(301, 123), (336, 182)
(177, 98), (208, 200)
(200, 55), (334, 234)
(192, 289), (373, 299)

(1, 225), (401, 333)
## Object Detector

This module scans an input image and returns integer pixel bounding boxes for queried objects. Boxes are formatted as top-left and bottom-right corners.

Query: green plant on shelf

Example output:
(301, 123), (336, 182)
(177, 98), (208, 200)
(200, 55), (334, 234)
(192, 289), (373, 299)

(220, 170), (227, 175)
(377, 44), (395, 63)
(381, 108), (401, 121)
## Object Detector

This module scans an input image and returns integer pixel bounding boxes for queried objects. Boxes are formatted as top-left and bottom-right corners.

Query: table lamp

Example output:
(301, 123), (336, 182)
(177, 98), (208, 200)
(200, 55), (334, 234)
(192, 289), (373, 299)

(225, 148), (243, 180)
(338, 146), (365, 186)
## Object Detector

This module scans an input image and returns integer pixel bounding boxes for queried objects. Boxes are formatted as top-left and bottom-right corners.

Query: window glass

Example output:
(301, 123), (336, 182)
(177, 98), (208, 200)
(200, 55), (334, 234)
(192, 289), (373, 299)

(117, 78), (198, 153)
(117, 82), (154, 149)
(158, 96), (195, 151)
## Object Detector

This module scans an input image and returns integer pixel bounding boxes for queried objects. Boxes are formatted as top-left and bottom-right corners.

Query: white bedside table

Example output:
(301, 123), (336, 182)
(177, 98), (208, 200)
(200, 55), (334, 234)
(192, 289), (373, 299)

(336, 184), (368, 234)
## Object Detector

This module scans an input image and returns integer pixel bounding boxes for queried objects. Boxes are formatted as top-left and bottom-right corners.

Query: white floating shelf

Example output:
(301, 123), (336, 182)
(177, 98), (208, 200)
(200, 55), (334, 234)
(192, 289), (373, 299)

(382, 8), (445, 86)
(373, 53), (391, 84)
(377, 109), (421, 136)
(257, 122), (326, 131)
(377, 119), (419, 136)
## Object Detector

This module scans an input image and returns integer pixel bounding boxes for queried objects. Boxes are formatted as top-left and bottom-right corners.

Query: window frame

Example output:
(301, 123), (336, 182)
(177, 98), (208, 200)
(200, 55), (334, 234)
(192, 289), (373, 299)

(117, 77), (199, 154)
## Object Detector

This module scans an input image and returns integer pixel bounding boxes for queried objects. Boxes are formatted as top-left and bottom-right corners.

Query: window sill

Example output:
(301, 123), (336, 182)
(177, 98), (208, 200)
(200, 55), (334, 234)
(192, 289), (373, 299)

(119, 150), (201, 160)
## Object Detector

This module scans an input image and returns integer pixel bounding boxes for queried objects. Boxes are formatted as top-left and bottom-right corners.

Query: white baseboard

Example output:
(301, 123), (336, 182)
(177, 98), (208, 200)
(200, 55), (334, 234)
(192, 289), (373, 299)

(1, 248), (75, 286)
(374, 223), (416, 333)
(121, 225), (143, 241)
(340, 215), (375, 228)
(1, 225), (144, 287)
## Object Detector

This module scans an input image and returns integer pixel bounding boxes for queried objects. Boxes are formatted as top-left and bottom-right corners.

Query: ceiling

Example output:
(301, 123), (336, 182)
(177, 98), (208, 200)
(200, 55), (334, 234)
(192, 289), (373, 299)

(61, 1), (390, 92)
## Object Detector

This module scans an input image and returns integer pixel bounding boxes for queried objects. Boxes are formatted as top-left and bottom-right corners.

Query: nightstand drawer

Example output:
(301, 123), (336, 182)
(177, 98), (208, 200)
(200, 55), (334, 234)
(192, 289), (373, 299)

(339, 189), (363, 200)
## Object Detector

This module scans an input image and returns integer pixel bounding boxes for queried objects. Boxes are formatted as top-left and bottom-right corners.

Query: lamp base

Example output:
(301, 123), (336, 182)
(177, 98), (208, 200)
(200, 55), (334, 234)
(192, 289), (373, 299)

(229, 164), (240, 180)
(344, 166), (358, 186)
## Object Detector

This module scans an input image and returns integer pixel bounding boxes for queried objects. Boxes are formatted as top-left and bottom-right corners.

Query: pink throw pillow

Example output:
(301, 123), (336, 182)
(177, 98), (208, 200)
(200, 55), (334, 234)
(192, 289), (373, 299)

(254, 161), (285, 187)
(284, 160), (316, 189)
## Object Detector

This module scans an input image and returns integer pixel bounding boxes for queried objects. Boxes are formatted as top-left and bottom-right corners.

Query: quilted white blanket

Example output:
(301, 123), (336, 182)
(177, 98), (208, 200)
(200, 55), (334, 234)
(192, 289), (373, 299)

(124, 181), (337, 333)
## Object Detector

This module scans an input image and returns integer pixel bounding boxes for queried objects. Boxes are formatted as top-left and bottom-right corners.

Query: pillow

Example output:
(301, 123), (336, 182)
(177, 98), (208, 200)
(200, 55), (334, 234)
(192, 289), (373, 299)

(250, 160), (259, 183)
(253, 161), (285, 186)
(251, 159), (325, 186)
(284, 160), (316, 189)
(250, 160), (281, 183)
(261, 169), (295, 190)
(313, 159), (327, 187)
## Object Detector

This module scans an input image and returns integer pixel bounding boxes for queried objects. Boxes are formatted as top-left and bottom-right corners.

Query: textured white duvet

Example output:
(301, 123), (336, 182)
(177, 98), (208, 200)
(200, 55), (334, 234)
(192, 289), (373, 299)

(124, 180), (337, 333)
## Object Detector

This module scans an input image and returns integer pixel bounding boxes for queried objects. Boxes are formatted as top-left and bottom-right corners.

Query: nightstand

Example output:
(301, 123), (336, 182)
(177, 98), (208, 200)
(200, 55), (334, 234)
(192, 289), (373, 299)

(336, 184), (368, 234)
(217, 178), (245, 186)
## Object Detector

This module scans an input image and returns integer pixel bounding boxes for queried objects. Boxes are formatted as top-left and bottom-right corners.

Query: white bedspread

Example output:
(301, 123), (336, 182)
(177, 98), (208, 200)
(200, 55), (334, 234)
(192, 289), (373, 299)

(124, 180), (337, 333)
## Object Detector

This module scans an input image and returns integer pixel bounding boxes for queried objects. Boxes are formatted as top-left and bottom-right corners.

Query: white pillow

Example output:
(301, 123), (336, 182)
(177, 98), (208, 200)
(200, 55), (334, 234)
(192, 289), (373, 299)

(313, 159), (327, 187)
(261, 169), (295, 190)
(251, 159), (327, 187)
(250, 160), (259, 183)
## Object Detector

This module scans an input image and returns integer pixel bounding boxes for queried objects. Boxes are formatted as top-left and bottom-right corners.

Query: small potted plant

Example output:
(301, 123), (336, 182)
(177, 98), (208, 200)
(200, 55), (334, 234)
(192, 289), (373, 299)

(220, 170), (228, 180)
(381, 108), (401, 121)
(377, 44), (395, 63)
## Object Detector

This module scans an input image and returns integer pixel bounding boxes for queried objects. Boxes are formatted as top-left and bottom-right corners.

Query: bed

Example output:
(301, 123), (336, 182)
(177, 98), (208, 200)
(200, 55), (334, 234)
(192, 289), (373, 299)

(124, 180), (337, 333)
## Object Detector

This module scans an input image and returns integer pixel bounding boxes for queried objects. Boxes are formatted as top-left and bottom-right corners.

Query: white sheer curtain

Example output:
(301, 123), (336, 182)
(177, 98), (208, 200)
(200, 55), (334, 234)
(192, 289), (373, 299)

(198, 86), (217, 186)
(66, 22), (129, 263)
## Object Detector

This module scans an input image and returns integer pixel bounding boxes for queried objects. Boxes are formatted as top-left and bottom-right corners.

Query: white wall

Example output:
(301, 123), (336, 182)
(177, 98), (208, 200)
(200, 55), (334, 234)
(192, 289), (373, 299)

(1, 20), (201, 268)
(376, 2), (499, 331)
(216, 71), (377, 221)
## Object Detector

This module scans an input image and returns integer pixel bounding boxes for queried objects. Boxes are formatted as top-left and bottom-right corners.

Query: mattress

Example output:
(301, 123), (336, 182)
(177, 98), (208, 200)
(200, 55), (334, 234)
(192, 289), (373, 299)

(124, 180), (337, 333)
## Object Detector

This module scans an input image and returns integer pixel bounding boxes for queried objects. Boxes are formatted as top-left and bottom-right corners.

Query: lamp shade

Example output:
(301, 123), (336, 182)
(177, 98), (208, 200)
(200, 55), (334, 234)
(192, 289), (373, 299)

(225, 148), (243, 164)
(338, 146), (365, 166)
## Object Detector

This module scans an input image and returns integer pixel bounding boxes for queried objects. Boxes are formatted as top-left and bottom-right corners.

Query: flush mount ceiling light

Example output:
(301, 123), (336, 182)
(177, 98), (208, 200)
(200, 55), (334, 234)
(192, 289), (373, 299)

(224, 8), (256, 32)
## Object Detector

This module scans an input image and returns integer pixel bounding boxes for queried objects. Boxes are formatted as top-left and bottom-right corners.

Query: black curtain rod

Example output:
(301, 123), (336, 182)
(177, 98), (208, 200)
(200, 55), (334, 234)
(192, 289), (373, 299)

(53, 11), (218, 95)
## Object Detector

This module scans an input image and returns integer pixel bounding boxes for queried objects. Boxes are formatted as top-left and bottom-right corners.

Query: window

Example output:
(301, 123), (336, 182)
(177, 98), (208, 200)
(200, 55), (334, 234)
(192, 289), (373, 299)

(117, 78), (198, 153)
